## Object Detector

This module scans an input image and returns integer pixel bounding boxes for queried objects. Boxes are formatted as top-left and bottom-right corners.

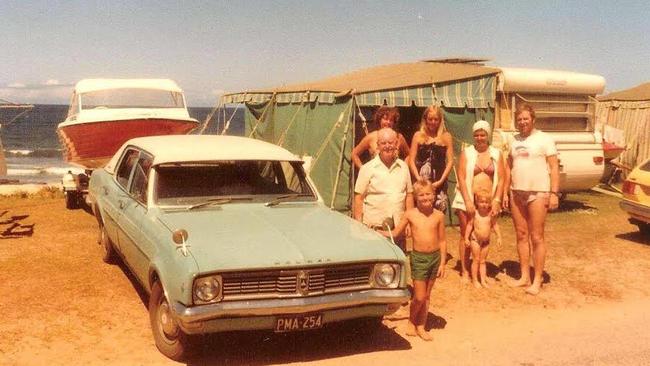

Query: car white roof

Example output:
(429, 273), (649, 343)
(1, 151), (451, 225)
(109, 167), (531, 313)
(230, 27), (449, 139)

(105, 135), (302, 174)
(74, 79), (183, 94)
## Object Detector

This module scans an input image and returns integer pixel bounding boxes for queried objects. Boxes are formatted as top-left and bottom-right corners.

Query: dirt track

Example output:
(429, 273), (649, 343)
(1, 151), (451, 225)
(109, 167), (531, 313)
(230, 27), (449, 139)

(1, 191), (649, 365)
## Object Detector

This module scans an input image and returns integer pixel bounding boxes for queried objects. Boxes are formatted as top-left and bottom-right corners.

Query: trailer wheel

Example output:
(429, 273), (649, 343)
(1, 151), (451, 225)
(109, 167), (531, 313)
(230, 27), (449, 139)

(65, 191), (79, 209)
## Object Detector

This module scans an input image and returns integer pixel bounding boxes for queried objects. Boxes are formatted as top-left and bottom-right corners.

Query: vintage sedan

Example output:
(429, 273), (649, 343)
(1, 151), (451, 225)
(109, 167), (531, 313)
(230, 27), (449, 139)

(89, 135), (409, 360)
(620, 157), (650, 235)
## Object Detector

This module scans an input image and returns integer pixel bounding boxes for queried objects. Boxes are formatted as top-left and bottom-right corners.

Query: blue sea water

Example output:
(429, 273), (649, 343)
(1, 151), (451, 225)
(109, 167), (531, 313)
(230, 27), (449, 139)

(1, 104), (244, 183)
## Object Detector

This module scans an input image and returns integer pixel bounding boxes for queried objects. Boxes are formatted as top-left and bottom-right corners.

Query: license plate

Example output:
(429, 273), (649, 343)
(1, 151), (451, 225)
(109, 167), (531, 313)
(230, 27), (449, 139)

(274, 314), (323, 333)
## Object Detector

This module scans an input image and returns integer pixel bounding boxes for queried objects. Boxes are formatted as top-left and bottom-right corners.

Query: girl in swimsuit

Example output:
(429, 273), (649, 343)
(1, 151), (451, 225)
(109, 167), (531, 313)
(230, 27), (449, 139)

(464, 190), (501, 289)
(452, 120), (506, 284)
(408, 106), (454, 212)
(351, 106), (409, 169)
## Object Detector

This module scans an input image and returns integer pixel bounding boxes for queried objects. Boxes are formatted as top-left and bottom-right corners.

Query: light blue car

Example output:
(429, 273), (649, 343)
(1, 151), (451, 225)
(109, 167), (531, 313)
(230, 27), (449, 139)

(89, 135), (410, 361)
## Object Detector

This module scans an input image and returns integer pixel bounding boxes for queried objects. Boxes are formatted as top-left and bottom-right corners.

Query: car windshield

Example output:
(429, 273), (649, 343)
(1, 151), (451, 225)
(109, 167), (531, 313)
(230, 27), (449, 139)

(154, 160), (316, 206)
(80, 88), (185, 109)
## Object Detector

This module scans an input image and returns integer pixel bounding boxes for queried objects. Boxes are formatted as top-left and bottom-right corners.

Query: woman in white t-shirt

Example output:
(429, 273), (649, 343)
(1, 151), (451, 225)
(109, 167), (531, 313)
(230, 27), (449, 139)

(503, 104), (560, 295)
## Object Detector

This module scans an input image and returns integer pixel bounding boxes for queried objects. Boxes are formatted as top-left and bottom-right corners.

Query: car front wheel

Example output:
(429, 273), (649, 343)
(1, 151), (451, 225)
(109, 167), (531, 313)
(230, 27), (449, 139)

(149, 281), (192, 361)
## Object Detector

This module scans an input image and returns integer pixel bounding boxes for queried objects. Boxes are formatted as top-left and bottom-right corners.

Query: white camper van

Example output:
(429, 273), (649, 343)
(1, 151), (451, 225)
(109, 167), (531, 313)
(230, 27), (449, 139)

(493, 67), (606, 193)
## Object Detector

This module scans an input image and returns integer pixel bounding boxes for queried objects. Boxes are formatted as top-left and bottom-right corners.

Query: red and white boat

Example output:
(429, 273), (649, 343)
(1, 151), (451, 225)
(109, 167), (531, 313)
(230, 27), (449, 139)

(57, 79), (199, 169)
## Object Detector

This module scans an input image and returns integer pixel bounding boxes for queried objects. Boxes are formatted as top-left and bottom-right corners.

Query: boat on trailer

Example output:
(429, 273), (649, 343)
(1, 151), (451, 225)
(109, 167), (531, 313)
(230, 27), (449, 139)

(57, 79), (199, 169)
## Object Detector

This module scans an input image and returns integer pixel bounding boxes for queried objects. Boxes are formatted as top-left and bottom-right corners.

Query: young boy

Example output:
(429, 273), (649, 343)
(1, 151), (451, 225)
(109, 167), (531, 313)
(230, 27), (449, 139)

(379, 179), (446, 341)
(465, 190), (502, 289)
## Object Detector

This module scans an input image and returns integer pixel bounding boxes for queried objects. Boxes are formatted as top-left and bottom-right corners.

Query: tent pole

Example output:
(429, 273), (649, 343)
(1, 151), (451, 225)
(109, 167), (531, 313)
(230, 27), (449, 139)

(330, 100), (353, 209)
(198, 96), (225, 135)
(276, 94), (307, 146)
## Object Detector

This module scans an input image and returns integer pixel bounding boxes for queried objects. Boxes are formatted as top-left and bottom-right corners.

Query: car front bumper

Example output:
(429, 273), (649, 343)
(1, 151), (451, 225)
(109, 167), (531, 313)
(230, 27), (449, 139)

(171, 288), (410, 334)
(620, 199), (650, 224)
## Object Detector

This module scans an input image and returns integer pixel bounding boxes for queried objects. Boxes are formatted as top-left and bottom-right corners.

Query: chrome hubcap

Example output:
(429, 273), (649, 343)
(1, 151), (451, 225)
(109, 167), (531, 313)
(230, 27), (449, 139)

(158, 300), (179, 339)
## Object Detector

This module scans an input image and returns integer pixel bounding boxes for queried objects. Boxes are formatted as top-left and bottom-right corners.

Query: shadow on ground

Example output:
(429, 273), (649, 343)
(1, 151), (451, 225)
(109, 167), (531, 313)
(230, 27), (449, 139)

(186, 317), (411, 365)
(452, 258), (505, 282)
(425, 312), (447, 330)
(616, 231), (650, 246)
(556, 198), (597, 213)
(499, 260), (551, 284)
(0, 210), (34, 238)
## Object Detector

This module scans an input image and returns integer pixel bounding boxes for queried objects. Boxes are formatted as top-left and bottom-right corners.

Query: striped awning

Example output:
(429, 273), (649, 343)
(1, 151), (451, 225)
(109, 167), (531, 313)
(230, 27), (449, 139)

(355, 75), (496, 108)
(434, 75), (495, 108)
(221, 91), (337, 105)
(222, 74), (496, 108)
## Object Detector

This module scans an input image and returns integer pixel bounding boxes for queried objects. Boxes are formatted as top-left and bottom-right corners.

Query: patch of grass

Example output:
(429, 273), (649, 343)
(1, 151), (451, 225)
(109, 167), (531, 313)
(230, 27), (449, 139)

(1, 185), (64, 199)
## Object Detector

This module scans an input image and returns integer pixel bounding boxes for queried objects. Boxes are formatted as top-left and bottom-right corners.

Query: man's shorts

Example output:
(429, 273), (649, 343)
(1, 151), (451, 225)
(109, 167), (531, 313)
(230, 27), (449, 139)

(409, 250), (441, 281)
(511, 190), (549, 206)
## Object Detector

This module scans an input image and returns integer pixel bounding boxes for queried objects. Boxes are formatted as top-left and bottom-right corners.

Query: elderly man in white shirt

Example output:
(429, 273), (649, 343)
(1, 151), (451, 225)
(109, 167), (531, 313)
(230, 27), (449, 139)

(354, 128), (414, 249)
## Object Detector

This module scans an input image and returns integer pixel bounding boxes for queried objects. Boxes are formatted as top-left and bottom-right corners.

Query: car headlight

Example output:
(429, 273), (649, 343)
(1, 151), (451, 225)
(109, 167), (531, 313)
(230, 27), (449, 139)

(193, 275), (223, 304)
(372, 263), (400, 288)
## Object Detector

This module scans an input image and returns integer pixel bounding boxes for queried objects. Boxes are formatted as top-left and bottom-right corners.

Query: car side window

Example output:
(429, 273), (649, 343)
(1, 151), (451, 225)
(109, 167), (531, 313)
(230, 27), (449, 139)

(116, 149), (140, 189)
(130, 154), (153, 204)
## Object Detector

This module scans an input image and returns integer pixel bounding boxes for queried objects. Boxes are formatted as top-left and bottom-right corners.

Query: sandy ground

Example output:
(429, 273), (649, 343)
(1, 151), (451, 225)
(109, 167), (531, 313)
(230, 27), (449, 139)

(1, 190), (649, 365)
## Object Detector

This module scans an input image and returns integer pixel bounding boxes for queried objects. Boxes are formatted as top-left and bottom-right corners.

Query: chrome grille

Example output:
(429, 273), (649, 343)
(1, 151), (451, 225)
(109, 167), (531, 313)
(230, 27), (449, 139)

(221, 264), (373, 300)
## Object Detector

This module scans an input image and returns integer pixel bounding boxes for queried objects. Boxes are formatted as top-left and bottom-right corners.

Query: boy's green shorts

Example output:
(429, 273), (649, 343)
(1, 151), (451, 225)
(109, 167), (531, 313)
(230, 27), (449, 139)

(409, 250), (441, 281)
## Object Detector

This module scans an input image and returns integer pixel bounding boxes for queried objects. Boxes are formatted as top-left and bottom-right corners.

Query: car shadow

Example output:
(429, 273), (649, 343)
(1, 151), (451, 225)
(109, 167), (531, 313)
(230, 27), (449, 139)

(498, 260), (551, 284)
(615, 231), (650, 246)
(186, 318), (411, 365)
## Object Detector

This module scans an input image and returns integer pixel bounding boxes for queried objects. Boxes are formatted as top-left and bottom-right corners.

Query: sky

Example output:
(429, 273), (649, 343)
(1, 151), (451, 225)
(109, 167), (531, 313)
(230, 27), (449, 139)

(1, 0), (649, 106)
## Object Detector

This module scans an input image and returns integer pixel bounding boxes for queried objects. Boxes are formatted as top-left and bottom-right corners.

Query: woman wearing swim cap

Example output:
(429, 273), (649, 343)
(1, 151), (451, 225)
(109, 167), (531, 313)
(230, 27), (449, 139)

(451, 120), (506, 284)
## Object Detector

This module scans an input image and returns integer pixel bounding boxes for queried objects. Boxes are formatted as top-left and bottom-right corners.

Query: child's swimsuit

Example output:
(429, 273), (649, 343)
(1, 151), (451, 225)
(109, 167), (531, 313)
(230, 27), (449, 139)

(410, 250), (441, 281)
(471, 211), (492, 246)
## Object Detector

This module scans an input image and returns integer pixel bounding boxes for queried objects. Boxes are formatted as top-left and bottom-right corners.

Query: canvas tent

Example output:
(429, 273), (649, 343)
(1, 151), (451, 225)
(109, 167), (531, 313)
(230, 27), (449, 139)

(220, 60), (500, 215)
(597, 82), (650, 168)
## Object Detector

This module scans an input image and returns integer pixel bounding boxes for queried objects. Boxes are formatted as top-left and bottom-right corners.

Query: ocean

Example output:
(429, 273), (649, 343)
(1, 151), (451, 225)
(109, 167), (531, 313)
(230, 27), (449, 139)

(0, 104), (244, 183)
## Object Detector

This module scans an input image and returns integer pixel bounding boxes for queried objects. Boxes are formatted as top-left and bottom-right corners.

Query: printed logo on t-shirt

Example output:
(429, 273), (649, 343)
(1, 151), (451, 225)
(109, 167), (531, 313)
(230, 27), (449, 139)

(514, 146), (529, 158)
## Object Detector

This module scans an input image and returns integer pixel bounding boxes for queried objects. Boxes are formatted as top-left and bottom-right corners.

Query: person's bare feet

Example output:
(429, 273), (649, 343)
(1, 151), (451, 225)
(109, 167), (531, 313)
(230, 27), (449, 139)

(508, 277), (531, 287)
(460, 273), (470, 285)
(416, 326), (433, 341)
(525, 283), (541, 295)
(473, 280), (482, 289)
(481, 280), (490, 289)
(406, 321), (417, 337)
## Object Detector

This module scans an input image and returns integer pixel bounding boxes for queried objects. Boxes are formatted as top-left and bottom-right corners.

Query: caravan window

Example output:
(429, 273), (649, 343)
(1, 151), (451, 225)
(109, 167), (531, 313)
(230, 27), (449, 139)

(515, 94), (594, 132)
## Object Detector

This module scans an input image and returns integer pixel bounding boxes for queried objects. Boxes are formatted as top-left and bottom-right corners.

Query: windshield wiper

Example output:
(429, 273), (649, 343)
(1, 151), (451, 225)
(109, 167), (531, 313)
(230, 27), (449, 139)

(187, 197), (252, 210)
(264, 193), (314, 207)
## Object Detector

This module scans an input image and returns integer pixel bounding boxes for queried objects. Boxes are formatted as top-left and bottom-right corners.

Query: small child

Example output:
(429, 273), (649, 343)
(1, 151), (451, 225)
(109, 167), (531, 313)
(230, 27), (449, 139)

(379, 179), (446, 341)
(465, 190), (502, 289)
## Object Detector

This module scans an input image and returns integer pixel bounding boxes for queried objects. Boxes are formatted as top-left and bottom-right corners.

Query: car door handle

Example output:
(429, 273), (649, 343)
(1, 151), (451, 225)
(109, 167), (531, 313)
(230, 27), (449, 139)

(119, 200), (125, 209)
(102, 186), (108, 195)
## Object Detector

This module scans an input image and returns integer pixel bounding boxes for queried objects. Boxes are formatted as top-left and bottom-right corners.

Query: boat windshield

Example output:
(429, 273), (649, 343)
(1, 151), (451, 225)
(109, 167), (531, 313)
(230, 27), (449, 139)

(80, 88), (185, 109)
(154, 160), (317, 207)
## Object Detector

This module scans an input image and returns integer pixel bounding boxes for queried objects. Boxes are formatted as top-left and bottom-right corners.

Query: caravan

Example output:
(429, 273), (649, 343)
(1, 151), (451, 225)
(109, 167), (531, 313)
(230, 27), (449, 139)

(493, 67), (606, 193)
